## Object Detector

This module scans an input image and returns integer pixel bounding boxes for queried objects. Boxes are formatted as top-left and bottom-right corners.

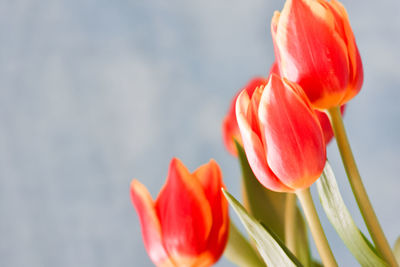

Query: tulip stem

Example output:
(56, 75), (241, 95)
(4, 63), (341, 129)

(224, 221), (266, 267)
(296, 188), (338, 267)
(327, 106), (398, 266)
(285, 193), (297, 253)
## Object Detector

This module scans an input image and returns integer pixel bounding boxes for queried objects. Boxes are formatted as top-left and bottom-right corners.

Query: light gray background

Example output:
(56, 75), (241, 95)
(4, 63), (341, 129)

(0, 0), (399, 266)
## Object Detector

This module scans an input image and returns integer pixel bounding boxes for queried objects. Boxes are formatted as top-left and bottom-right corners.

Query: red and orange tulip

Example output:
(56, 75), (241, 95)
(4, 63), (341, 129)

(130, 158), (229, 267)
(236, 74), (326, 192)
(271, 0), (363, 110)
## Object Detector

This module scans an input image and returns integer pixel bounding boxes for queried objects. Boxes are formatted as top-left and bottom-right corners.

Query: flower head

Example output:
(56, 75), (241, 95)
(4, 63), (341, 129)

(131, 158), (229, 267)
(236, 74), (326, 192)
(271, 0), (363, 109)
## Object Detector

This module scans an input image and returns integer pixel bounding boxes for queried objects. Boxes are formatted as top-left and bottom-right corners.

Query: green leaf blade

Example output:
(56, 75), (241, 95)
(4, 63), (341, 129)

(223, 222), (266, 267)
(316, 162), (387, 267)
(223, 189), (303, 267)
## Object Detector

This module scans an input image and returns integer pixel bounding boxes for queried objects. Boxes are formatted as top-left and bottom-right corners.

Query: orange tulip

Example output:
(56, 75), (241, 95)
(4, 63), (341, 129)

(130, 158), (229, 267)
(222, 78), (267, 156)
(271, 0), (363, 109)
(236, 74), (326, 192)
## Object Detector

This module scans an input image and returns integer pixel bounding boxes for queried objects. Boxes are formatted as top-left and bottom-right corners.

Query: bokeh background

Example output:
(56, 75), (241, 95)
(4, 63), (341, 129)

(1, 0), (399, 266)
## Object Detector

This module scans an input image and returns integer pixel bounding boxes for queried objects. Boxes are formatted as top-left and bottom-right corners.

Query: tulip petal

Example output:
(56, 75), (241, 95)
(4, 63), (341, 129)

(194, 160), (229, 262)
(222, 78), (268, 156)
(343, 47), (363, 103)
(245, 78), (268, 97)
(130, 180), (175, 267)
(269, 62), (280, 77)
(222, 109), (241, 156)
(327, 0), (355, 70)
(258, 75), (326, 189)
(273, 0), (350, 109)
(268, 60), (347, 145)
(236, 90), (293, 192)
(155, 158), (213, 260)
(316, 109), (335, 144)
(327, 0), (363, 103)
(247, 86), (264, 139)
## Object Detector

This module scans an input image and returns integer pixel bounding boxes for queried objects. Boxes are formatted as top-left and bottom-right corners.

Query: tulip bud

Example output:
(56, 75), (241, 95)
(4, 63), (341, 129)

(131, 158), (229, 267)
(236, 74), (326, 192)
(271, 0), (363, 109)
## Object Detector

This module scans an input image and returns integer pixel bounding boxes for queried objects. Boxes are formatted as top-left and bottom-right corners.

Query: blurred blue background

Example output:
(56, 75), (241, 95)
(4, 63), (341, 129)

(0, 0), (399, 266)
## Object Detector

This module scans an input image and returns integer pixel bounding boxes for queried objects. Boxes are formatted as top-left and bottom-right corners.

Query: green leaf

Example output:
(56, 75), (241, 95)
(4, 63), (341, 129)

(223, 222), (266, 267)
(359, 229), (379, 256)
(316, 162), (387, 267)
(394, 237), (400, 264)
(223, 189), (303, 267)
(235, 141), (286, 240)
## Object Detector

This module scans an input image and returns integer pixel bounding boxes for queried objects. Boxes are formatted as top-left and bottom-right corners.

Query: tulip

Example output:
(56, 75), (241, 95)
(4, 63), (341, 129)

(236, 74), (326, 192)
(222, 78), (267, 156)
(130, 158), (229, 267)
(271, 0), (363, 110)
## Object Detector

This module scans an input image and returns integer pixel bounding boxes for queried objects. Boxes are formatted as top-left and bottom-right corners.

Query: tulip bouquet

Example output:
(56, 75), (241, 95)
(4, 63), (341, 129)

(131, 0), (400, 266)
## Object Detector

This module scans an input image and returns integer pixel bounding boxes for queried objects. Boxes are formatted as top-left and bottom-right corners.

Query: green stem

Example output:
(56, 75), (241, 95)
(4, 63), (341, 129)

(296, 188), (338, 267)
(285, 193), (297, 253)
(327, 106), (398, 267)
(223, 221), (266, 267)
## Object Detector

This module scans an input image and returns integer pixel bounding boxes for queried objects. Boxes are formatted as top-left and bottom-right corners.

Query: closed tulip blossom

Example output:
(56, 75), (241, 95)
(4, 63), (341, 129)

(130, 158), (229, 267)
(271, 0), (363, 109)
(236, 74), (326, 192)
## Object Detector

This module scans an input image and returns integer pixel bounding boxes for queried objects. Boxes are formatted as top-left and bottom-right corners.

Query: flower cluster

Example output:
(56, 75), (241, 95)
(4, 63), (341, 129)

(130, 0), (398, 266)
(223, 0), (362, 193)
